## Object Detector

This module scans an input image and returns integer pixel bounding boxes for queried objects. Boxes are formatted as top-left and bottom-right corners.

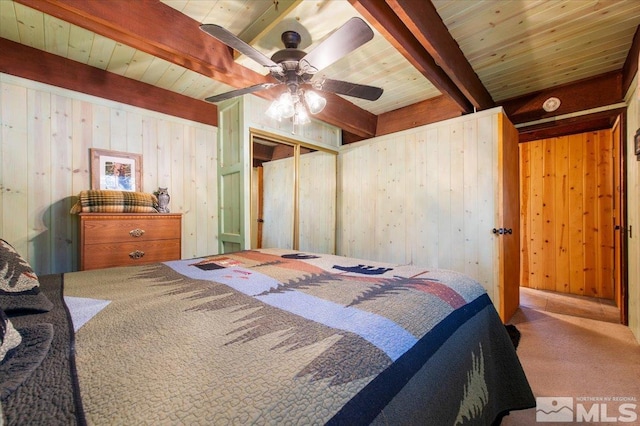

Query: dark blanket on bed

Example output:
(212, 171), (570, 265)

(58, 249), (534, 425)
(1, 274), (85, 425)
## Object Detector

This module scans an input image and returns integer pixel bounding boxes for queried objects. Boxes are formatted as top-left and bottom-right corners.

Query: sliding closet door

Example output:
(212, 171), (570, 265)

(251, 133), (336, 252)
(298, 150), (336, 253)
(260, 141), (295, 249)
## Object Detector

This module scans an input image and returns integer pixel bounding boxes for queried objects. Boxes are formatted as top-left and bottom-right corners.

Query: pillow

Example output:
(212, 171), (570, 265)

(0, 239), (53, 313)
(0, 305), (53, 400)
(0, 308), (21, 363)
(70, 190), (159, 213)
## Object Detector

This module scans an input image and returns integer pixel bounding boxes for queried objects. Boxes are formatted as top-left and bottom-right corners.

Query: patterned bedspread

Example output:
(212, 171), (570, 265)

(51, 249), (534, 424)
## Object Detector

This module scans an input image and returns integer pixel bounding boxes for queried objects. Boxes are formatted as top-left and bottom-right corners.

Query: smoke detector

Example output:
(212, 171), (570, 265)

(542, 97), (561, 112)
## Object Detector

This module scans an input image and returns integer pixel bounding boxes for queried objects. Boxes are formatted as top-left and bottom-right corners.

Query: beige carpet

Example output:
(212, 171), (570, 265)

(502, 288), (640, 425)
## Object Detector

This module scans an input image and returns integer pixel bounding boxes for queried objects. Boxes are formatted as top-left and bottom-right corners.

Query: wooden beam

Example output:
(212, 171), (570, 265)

(315, 93), (375, 137)
(252, 142), (274, 162)
(376, 95), (462, 136)
(386, 0), (494, 110)
(15, 0), (378, 137)
(0, 38), (218, 126)
(622, 25), (640, 97)
(350, 0), (472, 113)
(237, 0), (302, 46)
(341, 131), (367, 145)
(500, 72), (623, 125)
(14, 0), (267, 89)
(517, 108), (625, 143)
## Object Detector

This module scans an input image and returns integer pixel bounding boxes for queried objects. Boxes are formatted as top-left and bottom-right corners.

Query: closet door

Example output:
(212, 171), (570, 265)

(298, 150), (336, 253)
(257, 140), (295, 249)
(251, 135), (336, 252)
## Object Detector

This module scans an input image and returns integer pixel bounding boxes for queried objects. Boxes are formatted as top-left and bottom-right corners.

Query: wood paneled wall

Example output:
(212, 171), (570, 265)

(337, 108), (504, 302)
(520, 130), (615, 298)
(0, 74), (218, 274)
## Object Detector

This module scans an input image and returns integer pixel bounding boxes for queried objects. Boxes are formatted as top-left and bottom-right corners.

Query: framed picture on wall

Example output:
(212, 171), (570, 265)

(90, 148), (142, 192)
(635, 128), (640, 158)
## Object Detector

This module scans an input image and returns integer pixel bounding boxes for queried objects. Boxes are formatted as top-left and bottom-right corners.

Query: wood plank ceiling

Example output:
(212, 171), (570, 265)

(1, 0), (639, 142)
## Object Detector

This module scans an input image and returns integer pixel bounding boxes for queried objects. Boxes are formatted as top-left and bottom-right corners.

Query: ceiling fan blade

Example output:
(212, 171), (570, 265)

(299, 17), (374, 73)
(205, 83), (279, 103)
(200, 24), (280, 70)
(317, 79), (383, 101)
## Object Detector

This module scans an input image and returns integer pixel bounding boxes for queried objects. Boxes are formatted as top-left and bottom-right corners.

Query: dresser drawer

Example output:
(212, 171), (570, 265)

(78, 213), (182, 271)
(81, 215), (181, 244)
(81, 239), (181, 270)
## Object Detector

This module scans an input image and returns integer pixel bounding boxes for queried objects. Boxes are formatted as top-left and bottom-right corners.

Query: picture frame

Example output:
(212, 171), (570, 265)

(90, 148), (142, 192)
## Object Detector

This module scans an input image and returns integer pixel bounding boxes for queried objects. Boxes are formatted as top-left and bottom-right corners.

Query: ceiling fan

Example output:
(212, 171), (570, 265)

(199, 17), (384, 109)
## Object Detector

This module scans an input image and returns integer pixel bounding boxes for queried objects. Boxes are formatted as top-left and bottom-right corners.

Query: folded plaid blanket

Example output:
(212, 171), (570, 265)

(70, 190), (158, 213)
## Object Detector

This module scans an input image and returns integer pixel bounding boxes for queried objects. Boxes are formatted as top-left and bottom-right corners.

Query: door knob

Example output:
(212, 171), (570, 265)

(492, 228), (512, 235)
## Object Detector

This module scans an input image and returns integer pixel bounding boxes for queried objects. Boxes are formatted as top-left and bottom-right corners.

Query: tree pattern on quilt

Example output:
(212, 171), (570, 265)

(350, 275), (467, 309)
(137, 254), (468, 386)
(137, 264), (391, 386)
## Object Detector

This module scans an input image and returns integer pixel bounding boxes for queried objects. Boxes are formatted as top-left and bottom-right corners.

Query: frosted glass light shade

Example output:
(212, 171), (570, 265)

(266, 89), (323, 125)
(304, 90), (326, 114)
(266, 100), (282, 121)
(278, 92), (295, 118)
(293, 102), (310, 125)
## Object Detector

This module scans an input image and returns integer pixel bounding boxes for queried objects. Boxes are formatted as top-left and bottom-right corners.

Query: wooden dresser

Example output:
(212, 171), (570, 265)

(78, 213), (182, 270)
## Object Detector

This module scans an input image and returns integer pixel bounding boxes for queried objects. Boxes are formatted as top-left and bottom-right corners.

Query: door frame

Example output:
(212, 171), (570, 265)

(249, 128), (337, 250)
(517, 110), (628, 324)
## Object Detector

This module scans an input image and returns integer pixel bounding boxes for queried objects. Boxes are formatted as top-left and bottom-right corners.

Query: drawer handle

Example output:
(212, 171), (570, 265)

(129, 228), (145, 238)
(129, 250), (145, 259)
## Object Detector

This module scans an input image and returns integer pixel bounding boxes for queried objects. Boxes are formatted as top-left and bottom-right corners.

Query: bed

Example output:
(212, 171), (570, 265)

(1, 245), (535, 425)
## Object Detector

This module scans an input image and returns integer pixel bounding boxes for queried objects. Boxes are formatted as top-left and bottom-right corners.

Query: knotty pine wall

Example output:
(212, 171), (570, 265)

(337, 107), (503, 302)
(520, 130), (615, 299)
(0, 74), (218, 274)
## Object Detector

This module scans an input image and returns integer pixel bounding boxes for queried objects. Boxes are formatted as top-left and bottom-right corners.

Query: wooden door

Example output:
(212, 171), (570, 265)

(262, 153), (296, 249)
(298, 150), (337, 254)
(251, 134), (337, 252)
(612, 116), (627, 323)
(218, 99), (245, 253)
(520, 129), (615, 299)
(498, 114), (521, 322)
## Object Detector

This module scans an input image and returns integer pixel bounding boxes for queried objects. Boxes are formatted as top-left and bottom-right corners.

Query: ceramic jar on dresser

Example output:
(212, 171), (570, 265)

(78, 213), (182, 270)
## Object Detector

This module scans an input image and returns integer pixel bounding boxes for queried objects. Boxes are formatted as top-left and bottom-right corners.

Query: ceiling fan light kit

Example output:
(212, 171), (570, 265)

(265, 89), (326, 125)
(200, 17), (383, 127)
